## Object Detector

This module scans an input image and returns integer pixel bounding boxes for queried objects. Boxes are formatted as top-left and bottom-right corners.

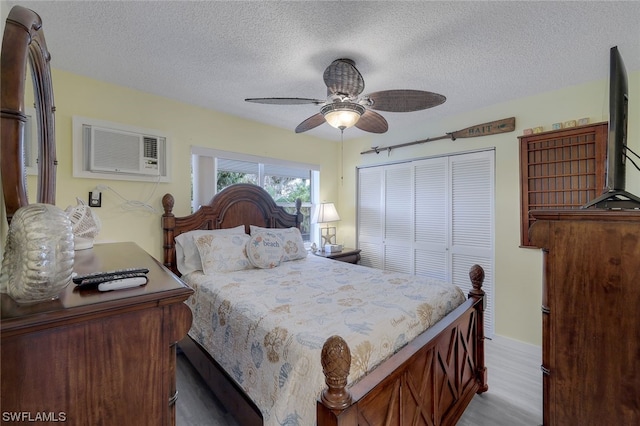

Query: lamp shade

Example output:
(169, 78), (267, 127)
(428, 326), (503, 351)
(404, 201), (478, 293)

(312, 202), (341, 224)
(321, 102), (365, 130)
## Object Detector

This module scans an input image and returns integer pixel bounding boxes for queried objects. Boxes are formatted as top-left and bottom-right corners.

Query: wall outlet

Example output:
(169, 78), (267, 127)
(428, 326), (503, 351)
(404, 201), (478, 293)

(89, 191), (102, 207)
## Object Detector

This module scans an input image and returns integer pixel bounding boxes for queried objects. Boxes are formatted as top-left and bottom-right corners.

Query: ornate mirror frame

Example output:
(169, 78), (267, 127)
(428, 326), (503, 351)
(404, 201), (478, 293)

(1, 5), (56, 223)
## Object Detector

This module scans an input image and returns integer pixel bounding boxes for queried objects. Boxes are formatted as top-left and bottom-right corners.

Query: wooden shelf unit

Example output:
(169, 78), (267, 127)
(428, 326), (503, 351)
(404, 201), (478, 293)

(519, 122), (607, 246)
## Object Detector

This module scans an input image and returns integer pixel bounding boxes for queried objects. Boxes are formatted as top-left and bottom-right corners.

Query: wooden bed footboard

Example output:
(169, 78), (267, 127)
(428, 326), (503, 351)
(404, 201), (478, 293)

(317, 264), (487, 425)
(176, 265), (486, 426)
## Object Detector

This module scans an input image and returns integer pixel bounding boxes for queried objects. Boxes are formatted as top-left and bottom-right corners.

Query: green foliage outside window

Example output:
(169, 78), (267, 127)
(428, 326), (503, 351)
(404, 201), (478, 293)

(216, 171), (257, 191)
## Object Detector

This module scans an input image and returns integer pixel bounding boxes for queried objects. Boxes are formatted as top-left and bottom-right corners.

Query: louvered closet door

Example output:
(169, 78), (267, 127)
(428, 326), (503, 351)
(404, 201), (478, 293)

(383, 164), (413, 273)
(357, 167), (384, 269)
(414, 157), (449, 281)
(358, 164), (413, 272)
(357, 150), (495, 336)
(449, 151), (494, 337)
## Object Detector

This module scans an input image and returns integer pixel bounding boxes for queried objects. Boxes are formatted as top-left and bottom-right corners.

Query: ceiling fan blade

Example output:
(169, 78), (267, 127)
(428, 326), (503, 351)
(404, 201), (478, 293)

(365, 90), (446, 112)
(323, 59), (365, 98)
(245, 97), (325, 105)
(295, 113), (326, 133)
(355, 110), (388, 134)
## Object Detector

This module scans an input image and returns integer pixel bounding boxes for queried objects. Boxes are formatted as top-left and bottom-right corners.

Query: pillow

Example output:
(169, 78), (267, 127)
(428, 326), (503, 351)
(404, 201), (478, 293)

(250, 226), (307, 262)
(174, 225), (246, 275)
(246, 231), (285, 269)
(194, 233), (252, 274)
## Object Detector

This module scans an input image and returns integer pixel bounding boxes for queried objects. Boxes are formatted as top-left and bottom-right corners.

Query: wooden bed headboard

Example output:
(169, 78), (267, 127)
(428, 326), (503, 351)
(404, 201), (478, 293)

(162, 183), (303, 275)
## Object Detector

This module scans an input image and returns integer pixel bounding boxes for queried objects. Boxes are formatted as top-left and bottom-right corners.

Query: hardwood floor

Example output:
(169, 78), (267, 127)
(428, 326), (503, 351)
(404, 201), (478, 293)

(176, 336), (542, 425)
(457, 336), (542, 425)
(175, 351), (240, 426)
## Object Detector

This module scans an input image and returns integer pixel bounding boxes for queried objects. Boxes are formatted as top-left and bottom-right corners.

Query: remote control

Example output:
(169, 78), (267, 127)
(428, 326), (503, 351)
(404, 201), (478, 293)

(73, 267), (149, 284)
(98, 276), (148, 292)
(75, 272), (149, 289)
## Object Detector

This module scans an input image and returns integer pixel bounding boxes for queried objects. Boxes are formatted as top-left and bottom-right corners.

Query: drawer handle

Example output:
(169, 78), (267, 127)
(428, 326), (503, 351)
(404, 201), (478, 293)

(169, 390), (179, 406)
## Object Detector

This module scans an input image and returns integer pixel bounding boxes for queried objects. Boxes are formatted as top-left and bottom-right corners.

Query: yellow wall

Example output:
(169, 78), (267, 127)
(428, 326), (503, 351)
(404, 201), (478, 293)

(339, 71), (640, 346)
(25, 69), (341, 260)
(11, 67), (640, 348)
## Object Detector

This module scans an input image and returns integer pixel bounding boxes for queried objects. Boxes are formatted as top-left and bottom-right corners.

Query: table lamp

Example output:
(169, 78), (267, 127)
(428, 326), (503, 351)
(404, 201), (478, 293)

(312, 202), (340, 249)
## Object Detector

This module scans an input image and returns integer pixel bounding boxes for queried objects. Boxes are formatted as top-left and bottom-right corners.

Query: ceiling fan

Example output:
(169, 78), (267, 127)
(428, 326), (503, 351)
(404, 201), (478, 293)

(245, 58), (446, 134)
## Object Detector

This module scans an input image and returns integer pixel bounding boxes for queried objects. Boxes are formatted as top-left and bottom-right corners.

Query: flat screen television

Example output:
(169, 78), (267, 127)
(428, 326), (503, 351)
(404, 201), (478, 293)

(583, 46), (640, 209)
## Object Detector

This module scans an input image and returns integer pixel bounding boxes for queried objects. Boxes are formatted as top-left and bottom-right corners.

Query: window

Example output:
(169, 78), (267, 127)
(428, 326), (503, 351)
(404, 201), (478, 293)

(23, 106), (38, 176)
(519, 123), (607, 246)
(191, 147), (319, 242)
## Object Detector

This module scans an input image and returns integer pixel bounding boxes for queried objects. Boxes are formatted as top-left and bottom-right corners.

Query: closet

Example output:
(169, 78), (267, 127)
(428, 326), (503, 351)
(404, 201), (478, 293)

(357, 150), (495, 335)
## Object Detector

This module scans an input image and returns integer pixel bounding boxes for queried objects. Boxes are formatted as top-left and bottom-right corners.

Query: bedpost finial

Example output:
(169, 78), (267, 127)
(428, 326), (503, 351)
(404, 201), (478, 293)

(295, 198), (303, 227)
(469, 264), (485, 298)
(162, 193), (175, 215)
(320, 335), (352, 410)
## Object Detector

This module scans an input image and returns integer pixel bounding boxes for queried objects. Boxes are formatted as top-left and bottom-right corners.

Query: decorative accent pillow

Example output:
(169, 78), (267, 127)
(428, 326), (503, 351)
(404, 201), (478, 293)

(249, 226), (307, 262)
(246, 232), (285, 269)
(194, 233), (252, 274)
(175, 225), (246, 275)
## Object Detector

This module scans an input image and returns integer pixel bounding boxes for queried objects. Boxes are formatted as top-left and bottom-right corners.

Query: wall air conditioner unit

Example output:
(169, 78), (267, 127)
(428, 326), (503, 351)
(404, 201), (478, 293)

(88, 126), (161, 176)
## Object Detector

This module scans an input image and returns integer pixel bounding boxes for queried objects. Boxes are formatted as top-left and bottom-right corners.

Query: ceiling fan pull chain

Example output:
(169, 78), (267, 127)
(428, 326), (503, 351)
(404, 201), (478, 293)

(340, 129), (344, 186)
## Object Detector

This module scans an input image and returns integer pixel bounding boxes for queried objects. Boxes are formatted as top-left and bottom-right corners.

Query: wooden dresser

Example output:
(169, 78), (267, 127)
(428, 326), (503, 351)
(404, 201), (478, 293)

(1, 242), (193, 426)
(529, 209), (640, 425)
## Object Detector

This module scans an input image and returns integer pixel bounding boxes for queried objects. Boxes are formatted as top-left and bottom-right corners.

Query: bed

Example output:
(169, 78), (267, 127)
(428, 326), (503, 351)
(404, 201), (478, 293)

(162, 183), (487, 426)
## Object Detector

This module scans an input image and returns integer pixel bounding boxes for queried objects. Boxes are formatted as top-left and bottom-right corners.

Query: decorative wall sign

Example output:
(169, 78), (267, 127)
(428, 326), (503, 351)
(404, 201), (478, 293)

(361, 117), (516, 155)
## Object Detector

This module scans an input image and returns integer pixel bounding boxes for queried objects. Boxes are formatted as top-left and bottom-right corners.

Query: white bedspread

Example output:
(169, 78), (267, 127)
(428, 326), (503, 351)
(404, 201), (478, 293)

(183, 254), (465, 425)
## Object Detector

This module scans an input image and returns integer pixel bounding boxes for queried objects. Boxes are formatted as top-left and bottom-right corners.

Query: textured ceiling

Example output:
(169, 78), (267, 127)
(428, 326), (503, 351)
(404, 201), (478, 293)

(2, 1), (639, 141)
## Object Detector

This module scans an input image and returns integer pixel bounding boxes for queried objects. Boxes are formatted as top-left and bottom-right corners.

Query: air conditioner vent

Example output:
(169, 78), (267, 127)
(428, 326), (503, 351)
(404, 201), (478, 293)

(91, 127), (144, 173)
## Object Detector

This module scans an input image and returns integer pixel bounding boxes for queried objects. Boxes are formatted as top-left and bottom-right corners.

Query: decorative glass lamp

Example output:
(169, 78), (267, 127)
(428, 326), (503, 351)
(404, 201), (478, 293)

(0, 204), (74, 304)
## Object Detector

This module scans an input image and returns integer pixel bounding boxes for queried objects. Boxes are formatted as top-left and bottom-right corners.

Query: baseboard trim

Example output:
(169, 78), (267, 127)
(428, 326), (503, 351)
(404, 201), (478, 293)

(490, 334), (541, 358)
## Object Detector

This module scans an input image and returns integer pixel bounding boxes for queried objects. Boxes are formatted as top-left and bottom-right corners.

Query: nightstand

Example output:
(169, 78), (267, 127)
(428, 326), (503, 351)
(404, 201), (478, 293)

(314, 248), (361, 264)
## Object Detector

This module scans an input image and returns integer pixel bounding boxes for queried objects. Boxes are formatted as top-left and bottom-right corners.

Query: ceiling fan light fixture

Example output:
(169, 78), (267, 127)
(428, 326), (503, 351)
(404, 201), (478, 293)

(321, 102), (365, 130)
